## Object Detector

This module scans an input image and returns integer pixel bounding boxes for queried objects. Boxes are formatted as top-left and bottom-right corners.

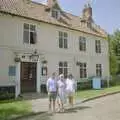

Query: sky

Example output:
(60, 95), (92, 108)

(32, 0), (120, 34)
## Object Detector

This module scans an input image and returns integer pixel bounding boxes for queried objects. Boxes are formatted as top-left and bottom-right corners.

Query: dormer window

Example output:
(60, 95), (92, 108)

(51, 9), (60, 19)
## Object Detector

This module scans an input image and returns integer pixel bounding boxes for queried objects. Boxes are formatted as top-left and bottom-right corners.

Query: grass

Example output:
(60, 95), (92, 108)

(0, 86), (120, 120)
(0, 100), (31, 120)
(76, 85), (120, 100)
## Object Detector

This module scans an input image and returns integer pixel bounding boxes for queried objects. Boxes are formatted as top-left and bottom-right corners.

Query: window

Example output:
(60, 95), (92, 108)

(87, 22), (91, 28)
(59, 31), (68, 49)
(52, 9), (60, 19)
(95, 40), (101, 53)
(80, 63), (87, 78)
(59, 61), (68, 78)
(79, 36), (86, 51)
(23, 23), (37, 44)
(96, 64), (102, 77)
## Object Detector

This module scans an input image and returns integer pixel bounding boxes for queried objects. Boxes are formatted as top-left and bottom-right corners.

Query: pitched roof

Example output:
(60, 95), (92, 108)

(0, 0), (107, 38)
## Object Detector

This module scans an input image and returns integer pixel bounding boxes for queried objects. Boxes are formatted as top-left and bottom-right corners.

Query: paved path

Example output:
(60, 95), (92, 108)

(30, 97), (82, 113)
(19, 93), (120, 120)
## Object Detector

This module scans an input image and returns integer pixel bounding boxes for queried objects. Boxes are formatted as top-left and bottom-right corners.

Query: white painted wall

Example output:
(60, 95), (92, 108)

(0, 14), (109, 86)
(0, 48), (15, 86)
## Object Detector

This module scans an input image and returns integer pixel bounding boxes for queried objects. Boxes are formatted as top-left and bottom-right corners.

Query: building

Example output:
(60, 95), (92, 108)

(0, 0), (109, 97)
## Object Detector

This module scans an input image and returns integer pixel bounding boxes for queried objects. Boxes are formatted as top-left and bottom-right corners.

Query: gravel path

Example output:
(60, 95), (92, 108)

(19, 93), (120, 120)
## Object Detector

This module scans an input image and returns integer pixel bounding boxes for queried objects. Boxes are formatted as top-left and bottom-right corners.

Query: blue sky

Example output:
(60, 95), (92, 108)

(32, 0), (120, 34)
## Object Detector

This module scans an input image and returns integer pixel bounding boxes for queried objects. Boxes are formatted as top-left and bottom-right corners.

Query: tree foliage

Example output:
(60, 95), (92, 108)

(108, 29), (120, 75)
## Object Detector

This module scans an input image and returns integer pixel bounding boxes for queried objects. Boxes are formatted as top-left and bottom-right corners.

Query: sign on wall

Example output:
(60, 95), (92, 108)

(9, 66), (16, 76)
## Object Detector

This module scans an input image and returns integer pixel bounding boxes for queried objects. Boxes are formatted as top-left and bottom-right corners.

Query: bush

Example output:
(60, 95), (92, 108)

(101, 75), (120, 88)
(77, 80), (92, 90)
(0, 86), (15, 100)
(0, 91), (15, 100)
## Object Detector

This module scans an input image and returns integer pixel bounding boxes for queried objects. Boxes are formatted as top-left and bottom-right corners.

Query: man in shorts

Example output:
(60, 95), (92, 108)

(47, 72), (57, 113)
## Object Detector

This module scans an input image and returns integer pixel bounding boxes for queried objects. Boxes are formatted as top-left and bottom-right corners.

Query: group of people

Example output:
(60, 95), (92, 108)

(46, 72), (77, 113)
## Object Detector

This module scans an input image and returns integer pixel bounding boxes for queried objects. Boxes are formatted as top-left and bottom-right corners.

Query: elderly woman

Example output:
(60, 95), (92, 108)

(57, 74), (66, 112)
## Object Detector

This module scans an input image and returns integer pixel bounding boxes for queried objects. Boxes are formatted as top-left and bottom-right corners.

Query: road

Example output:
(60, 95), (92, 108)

(19, 93), (120, 120)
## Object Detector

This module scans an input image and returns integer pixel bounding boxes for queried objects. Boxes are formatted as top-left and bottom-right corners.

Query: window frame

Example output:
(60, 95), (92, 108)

(95, 40), (101, 53)
(96, 64), (102, 77)
(58, 61), (68, 78)
(51, 9), (60, 19)
(79, 36), (86, 51)
(59, 31), (68, 49)
(79, 62), (87, 78)
(23, 23), (37, 44)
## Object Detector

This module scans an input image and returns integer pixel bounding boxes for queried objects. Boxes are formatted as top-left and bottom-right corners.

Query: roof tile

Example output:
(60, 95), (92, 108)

(0, 0), (107, 37)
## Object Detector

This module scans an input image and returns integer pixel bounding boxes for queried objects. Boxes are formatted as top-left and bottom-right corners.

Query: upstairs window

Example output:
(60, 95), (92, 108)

(52, 9), (60, 19)
(79, 36), (86, 51)
(59, 31), (68, 49)
(95, 40), (101, 53)
(23, 23), (37, 44)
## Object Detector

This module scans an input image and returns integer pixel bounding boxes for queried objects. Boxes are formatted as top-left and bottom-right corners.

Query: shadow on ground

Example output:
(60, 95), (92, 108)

(15, 106), (91, 120)
(57, 106), (91, 114)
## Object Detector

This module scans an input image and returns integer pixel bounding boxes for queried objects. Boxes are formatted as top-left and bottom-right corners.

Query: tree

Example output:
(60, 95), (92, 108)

(108, 29), (120, 75)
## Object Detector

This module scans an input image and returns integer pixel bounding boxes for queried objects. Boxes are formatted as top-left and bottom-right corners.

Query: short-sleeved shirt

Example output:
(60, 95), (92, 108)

(66, 78), (76, 93)
(47, 77), (57, 92)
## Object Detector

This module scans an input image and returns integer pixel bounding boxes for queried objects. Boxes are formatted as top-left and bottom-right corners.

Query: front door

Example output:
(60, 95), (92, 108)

(21, 62), (37, 93)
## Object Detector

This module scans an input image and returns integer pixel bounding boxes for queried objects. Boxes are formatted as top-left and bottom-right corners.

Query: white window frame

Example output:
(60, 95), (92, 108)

(96, 64), (102, 77)
(51, 9), (60, 19)
(95, 40), (101, 53)
(80, 62), (87, 78)
(23, 23), (37, 44)
(59, 31), (68, 49)
(58, 61), (68, 78)
(79, 36), (86, 51)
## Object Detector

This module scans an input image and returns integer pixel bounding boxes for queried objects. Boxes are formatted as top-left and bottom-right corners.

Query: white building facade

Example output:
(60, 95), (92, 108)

(0, 0), (109, 97)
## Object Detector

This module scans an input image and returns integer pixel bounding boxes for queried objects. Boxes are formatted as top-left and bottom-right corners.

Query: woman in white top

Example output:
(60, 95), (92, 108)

(66, 74), (77, 107)
(57, 74), (66, 112)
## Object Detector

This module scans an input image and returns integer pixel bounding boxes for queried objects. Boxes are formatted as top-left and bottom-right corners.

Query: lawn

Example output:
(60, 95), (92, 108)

(76, 85), (120, 100)
(0, 86), (120, 120)
(0, 100), (31, 120)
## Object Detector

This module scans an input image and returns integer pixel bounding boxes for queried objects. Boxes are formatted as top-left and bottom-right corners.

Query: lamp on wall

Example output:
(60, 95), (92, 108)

(29, 49), (39, 62)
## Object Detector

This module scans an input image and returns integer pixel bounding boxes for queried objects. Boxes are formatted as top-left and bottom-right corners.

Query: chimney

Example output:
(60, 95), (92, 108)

(47, 0), (56, 7)
(82, 3), (93, 22)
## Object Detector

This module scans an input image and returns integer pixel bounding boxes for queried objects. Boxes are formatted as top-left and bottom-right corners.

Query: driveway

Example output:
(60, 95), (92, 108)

(19, 93), (120, 120)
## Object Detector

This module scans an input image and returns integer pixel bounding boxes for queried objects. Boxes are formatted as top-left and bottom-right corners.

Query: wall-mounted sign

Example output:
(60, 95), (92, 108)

(9, 66), (16, 76)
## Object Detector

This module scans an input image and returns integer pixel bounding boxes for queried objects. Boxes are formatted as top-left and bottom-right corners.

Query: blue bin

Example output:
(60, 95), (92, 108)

(92, 77), (101, 89)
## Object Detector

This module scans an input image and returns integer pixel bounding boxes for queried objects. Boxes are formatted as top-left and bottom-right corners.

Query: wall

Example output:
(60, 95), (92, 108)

(0, 13), (109, 86)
